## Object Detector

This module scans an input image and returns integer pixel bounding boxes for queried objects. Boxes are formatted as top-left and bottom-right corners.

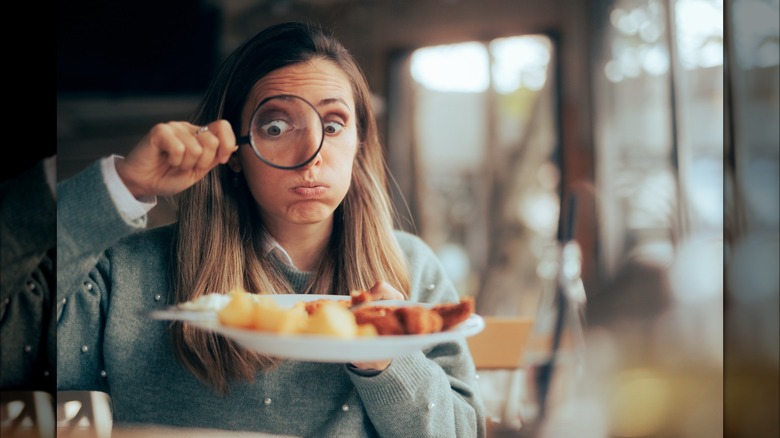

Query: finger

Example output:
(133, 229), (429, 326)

(194, 127), (219, 170)
(157, 135), (187, 168)
(350, 360), (391, 371)
(177, 125), (205, 171)
(211, 120), (239, 164)
(144, 123), (184, 167)
(368, 281), (405, 301)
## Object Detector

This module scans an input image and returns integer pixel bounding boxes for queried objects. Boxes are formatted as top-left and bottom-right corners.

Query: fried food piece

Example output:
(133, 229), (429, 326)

(350, 289), (372, 307)
(252, 297), (308, 334)
(217, 290), (256, 329)
(353, 305), (405, 335)
(396, 306), (444, 335)
(352, 305), (391, 323)
(353, 298), (474, 335)
(303, 300), (359, 339)
(356, 323), (378, 337)
(304, 298), (350, 315)
(432, 296), (475, 331)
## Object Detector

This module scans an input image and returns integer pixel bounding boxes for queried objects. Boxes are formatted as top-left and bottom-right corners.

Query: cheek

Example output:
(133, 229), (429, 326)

(240, 158), (280, 204)
(329, 128), (359, 162)
(327, 136), (359, 180)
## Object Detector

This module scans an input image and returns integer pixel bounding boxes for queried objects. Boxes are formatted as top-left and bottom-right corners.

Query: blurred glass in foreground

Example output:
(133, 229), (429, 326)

(519, 240), (588, 431)
(725, 0), (780, 437)
(532, 233), (724, 438)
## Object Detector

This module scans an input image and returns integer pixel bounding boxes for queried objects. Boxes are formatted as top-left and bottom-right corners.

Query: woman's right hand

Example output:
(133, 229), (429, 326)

(115, 120), (238, 198)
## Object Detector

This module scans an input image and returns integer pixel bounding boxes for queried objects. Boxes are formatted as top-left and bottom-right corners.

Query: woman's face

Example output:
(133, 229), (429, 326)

(233, 59), (359, 233)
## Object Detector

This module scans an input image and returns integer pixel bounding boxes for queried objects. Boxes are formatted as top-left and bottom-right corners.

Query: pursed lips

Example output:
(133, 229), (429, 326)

(290, 182), (328, 198)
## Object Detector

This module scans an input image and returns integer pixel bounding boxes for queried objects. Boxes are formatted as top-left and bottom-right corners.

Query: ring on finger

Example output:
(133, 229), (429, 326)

(195, 125), (209, 135)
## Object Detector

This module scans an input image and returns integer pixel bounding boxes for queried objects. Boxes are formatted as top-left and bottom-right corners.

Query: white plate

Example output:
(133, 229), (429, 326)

(149, 294), (484, 363)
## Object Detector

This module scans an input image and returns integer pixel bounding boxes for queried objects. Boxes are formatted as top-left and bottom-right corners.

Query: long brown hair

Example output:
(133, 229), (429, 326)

(169, 22), (410, 393)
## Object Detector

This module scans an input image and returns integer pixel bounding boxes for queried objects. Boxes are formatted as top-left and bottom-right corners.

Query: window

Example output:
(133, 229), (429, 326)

(387, 35), (559, 317)
(594, 0), (725, 273)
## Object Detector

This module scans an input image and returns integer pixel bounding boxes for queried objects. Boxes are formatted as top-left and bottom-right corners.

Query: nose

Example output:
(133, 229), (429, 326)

(283, 120), (323, 170)
(298, 149), (323, 170)
(295, 117), (324, 169)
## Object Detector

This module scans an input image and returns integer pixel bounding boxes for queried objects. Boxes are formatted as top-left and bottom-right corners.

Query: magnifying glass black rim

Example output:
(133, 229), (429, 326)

(236, 94), (325, 170)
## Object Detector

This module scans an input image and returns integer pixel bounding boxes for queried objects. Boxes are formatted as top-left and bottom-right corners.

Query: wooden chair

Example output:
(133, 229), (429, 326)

(56, 391), (112, 438)
(0, 390), (56, 438)
(466, 317), (535, 438)
(467, 317), (534, 370)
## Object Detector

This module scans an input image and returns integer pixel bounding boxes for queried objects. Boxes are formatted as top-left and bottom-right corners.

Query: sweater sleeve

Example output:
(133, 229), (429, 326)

(348, 231), (487, 438)
(56, 160), (145, 392)
(0, 161), (57, 390)
(1, 161), (56, 300)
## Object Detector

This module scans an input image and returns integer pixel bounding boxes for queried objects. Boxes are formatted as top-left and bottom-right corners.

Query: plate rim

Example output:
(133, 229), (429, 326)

(188, 313), (485, 362)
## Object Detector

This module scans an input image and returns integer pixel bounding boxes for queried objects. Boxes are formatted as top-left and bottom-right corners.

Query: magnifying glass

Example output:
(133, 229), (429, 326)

(236, 95), (325, 170)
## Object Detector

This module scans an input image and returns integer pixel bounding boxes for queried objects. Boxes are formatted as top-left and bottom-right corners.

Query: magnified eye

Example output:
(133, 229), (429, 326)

(258, 119), (293, 138)
(323, 121), (344, 135)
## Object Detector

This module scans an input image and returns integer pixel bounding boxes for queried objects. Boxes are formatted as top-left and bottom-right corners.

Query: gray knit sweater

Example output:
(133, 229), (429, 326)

(56, 160), (486, 438)
(1, 161), (56, 391)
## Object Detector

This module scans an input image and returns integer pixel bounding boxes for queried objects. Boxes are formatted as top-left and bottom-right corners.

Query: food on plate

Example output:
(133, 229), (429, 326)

(216, 289), (256, 328)
(207, 287), (475, 339)
(303, 298), (351, 315)
(251, 296), (308, 334)
(353, 305), (444, 336)
(178, 293), (232, 311)
(352, 295), (474, 335)
(349, 289), (372, 306)
(397, 306), (444, 335)
(433, 298), (476, 331)
(303, 300), (368, 338)
(217, 290), (375, 339)
(353, 305), (406, 335)
(216, 290), (307, 333)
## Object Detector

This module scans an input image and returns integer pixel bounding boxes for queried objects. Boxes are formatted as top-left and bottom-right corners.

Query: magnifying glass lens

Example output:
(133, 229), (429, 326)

(248, 95), (324, 169)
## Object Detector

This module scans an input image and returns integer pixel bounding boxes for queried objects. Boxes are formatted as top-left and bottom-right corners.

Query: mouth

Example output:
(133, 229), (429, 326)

(291, 182), (328, 198)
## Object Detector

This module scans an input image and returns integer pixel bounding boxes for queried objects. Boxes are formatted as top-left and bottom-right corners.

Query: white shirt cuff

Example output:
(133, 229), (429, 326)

(101, 155), (157, 227)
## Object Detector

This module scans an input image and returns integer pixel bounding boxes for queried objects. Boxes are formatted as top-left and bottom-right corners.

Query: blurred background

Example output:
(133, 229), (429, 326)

(56, 0), (777, 437)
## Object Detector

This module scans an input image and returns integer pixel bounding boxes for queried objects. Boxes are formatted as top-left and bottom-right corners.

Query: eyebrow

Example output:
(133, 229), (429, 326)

(316, 97), (351, 111)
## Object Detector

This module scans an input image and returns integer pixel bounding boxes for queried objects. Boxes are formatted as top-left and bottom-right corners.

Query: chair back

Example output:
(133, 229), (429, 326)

(56, 391), (112, 438)
(467, 316), (534, 370)
(0, 390), (55, 438)
(466, 317), (536, 437)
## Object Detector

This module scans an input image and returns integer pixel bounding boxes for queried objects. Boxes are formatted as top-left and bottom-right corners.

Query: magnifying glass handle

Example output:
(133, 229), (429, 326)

(236, 135), (250, 146)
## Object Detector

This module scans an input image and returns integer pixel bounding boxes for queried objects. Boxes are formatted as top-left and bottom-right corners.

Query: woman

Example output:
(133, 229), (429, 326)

(57, 21), (486, 437)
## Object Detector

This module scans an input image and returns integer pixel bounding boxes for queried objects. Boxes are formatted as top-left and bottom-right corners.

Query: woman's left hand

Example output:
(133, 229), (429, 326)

(350, 281), (405, 372)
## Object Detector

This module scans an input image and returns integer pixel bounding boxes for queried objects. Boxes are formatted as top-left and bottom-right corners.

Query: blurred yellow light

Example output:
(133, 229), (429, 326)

(609, 368), (672, 437)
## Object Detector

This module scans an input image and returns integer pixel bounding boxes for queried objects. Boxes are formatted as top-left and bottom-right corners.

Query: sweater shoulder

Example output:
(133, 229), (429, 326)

(392, 229), (441, 269)
(110, 223), (176, 255)
(393, 229), (432, 256)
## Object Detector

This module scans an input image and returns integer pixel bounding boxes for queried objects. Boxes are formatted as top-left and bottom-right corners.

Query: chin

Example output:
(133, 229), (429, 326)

(288, 204), (335, 224)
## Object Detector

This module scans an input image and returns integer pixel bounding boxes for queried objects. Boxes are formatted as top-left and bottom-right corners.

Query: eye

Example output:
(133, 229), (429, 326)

(323, 121), (344, 135)
(257, 119), (292, 138)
